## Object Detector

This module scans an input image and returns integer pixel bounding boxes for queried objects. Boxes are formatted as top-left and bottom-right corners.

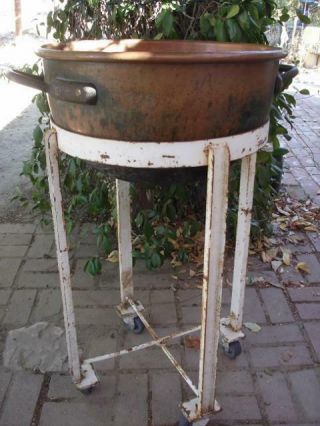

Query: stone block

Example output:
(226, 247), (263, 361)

(288, 287), (320, 302)
(3, 322), (67, 373)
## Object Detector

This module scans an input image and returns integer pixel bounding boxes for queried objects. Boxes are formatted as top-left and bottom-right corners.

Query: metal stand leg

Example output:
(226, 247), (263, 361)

(181, 144), (230, 422)
(230, 153), (257, 330)
(115, 179), (144, 330)
(44, 129), (81, 384)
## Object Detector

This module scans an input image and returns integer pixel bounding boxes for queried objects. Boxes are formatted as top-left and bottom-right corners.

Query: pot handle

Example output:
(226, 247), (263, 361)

(5, 68), (97, 105)
(274, 64), (299, 95)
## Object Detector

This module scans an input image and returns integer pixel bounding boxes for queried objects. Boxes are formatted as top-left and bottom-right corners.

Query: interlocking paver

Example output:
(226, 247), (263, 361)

(151, 372), (181, 425)
(260, 288), (294, 323)
(0, 224), (35, 234)
(22, 259), (58, 273)
(0, 367), (11, 407)
(17, 272), (59, 289)
(295, 303), (320, 320)
(31, 289), (62, 322)
(0, 371), (43, 426)
(3, 289), (37, 325)
(213, 395), (261, 421)
(114, 374), (148, 426)
(0, 246), (28, 257)
(245, 323), (304, 345)
(304, 321), (320, 359)
(296, 253), (320, 283)
(0, 233), (32, 246)
(0, 290), (11, 305)
(0, 259), (21, 288)
(250, 345), (313, 368)
(289, 369), (320, 421)
(27, 234), (54, 258)
(257, 371), (298, 422)
(288, 286), (320, 302)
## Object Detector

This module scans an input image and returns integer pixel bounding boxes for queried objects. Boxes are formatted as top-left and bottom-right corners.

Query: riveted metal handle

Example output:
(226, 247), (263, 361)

(5, 68), (97, 105)
(274, 64), (299, 95)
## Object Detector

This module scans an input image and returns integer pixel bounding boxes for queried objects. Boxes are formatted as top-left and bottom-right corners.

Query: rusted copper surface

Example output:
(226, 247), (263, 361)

(36, 40), (285, 181)
(38, 40), (285, 142)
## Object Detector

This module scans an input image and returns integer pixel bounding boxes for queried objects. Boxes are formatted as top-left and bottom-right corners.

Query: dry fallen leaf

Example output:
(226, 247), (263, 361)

(281, 247), (291, 266)
(107, 250), (119, 263)
(271, 260), (282, 272)
(244, 322), (261, 332)
(189, 269), (196, 278)
(296, 262), (310, 274)
(184, 336), (200, 349)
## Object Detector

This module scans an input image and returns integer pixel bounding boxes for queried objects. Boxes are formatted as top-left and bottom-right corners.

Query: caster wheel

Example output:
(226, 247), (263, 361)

(79, 386), (94, 395)
(179, 413), (192, 426)
(223, 340), (242, 360)
(124, 316), (145, 334)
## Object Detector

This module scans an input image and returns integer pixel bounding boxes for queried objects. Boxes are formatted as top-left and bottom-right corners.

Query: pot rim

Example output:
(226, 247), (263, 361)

(36, 39), (286, 63)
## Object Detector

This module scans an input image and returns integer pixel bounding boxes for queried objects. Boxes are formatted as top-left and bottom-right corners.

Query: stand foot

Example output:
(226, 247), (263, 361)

(76, 363), (99, 392)
(223, 340), (242, 360)
(123, 316), (145, 334)
(181, 397), (220, 424)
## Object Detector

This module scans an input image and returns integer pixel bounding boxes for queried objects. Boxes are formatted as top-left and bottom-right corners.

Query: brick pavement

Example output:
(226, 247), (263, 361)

(0, 95), (319, 425)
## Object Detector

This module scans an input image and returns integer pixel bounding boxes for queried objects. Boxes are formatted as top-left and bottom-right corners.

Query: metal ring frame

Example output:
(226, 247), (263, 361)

(45, 121), (269, 424)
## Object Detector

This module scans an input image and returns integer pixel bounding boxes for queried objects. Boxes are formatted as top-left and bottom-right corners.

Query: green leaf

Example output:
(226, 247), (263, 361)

(237, 10), (251, 33)
(226, 5), (240, 19)
(200, 13), (212, 36)
(225, 19), (244, 42)
(296, 10), (311, 24)
(151, 252), (161, 268)
(299, 88), (310, 95)
(214, 18), (228, 41)
(33, 125), (43, 147)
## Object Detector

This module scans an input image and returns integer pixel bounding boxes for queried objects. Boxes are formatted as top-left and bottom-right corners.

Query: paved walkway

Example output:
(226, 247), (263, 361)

(0, 93), (319, 425)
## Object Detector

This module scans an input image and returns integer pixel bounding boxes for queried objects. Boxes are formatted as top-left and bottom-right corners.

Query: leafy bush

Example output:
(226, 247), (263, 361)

(16, 0), (298, 274)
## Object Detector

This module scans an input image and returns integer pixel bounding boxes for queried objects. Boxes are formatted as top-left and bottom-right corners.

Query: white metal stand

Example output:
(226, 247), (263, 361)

(44, 121), (269, 424)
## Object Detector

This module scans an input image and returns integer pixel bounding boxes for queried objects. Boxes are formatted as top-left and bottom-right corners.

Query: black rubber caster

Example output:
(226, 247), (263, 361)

(223, 340), (242, 360)
(79, 386), (94, 395)
(179, 413), (192, 426)
(124, 316), (145, 334)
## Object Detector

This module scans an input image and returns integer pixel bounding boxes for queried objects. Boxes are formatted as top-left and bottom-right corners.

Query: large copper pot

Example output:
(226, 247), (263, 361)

(6, 40), (297, 183)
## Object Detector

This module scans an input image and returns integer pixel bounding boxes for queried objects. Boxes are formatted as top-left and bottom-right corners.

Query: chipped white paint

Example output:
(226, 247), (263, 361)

(53, 120), (269, 167)
(44, 129), (81, 383)
(230, 153), (257, 331)
(46, 123), (262, 422)
(85, 325), (201, 364)
(116, 179), (134, 303)
(197, 145), (229, 415)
